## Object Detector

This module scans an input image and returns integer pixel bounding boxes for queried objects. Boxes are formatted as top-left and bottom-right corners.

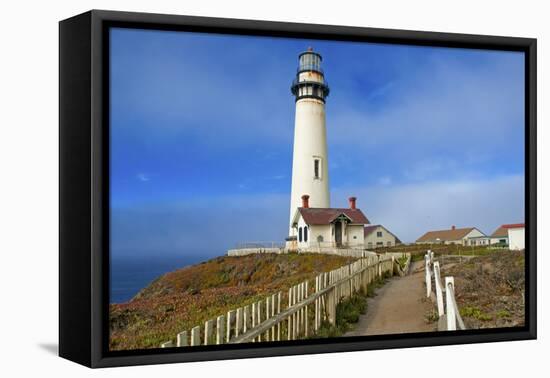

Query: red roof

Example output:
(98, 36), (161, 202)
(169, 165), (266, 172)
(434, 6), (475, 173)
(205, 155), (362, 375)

(297, 207), (370, 225)
(502, 223), (525, 229)
(363, 225), (380, 237)
(490, 223), (525, 237)
(416, 227), (477, 243)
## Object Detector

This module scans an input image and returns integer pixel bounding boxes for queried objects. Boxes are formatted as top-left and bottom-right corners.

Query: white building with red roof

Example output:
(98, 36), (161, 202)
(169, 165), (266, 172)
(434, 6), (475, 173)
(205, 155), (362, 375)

(364, 225), (401, 249)
(489, 223), (525, 249)
(506, 223), (525, 250)
(288, 195), (370, 251)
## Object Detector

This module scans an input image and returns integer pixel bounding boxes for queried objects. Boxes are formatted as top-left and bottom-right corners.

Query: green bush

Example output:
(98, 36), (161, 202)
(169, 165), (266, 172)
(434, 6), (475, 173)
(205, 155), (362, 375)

(460, 306), (492, 321)
(315, 289), (369, 338)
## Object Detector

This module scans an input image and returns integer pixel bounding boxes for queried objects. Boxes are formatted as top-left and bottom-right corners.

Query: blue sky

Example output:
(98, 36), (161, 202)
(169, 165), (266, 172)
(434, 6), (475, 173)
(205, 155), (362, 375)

(110, 27), (525, 258)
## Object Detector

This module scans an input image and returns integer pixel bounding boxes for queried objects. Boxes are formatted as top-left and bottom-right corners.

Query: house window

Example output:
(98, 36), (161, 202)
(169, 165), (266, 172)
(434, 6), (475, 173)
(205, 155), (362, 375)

(304, 226), (308, 242)
(387, 241), (392, 246)
(377, 231), (383, 237)
(368, 242), (373, 248)
(299, 227), (303, 242)
(376, 242), (383, 246)
(313, 157), (322, 179)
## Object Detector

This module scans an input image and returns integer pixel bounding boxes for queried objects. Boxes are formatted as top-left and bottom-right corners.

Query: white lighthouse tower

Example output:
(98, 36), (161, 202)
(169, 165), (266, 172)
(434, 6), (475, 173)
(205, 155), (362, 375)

(287, 48), (331, 239)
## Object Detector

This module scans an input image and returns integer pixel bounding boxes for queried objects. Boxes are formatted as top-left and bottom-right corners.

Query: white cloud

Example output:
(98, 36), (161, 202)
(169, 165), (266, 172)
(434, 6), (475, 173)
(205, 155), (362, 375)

(332, 174), (524, 243)
(112, 174), (524, 258)
(136, 173), (150, 182)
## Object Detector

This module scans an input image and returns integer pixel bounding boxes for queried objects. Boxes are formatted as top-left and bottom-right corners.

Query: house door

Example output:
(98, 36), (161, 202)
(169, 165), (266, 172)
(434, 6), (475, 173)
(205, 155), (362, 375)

(335, 221), (342, 247)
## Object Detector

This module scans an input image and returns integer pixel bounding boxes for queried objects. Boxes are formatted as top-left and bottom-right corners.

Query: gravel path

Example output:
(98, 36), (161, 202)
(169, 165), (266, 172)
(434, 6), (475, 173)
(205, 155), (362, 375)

(345, 261), (437, 336)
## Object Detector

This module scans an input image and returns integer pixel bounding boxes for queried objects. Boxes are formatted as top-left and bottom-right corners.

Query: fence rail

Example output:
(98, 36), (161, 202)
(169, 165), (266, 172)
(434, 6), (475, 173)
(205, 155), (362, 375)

(234, 241), (286, 249)
(160, 253), (408, 347)
(424, 250), (466, 331)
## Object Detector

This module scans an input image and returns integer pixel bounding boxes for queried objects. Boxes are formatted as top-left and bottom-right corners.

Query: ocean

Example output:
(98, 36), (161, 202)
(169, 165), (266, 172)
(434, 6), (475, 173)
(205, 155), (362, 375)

(110, 255), (208, 303)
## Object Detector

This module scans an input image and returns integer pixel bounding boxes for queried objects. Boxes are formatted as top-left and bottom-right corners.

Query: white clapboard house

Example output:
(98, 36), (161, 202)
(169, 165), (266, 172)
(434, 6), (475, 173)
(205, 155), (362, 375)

(363, 225), (401, 249)
(288, 195), (370, 251)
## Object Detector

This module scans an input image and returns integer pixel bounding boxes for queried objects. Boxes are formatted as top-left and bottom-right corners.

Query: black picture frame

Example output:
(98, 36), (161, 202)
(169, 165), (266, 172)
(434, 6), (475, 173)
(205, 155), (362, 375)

(59, 9), (537, 368)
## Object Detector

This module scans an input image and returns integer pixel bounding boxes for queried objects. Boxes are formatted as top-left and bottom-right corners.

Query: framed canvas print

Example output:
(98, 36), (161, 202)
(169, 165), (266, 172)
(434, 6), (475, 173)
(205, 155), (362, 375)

(59, 10), (537, 368)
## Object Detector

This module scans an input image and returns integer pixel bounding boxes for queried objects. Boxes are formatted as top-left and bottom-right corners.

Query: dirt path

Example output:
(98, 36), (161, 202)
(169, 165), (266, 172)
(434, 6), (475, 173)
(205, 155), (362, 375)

(345, 261), (436, 336)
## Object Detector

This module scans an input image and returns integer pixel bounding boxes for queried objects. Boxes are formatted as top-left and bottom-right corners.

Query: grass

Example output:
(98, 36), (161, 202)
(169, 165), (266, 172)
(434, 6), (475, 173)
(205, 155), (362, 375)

(444, 250), (525, 329)
(460, 306), (493, 321)
(411, 253), (426, 262)
(377, 243), (506, 263)
(367, 274), (389, 297)
(315, 288), (369, 338)
(396, 255), (409, 269)
(424, 309), (439, 323)
(110, 253), (358, 350)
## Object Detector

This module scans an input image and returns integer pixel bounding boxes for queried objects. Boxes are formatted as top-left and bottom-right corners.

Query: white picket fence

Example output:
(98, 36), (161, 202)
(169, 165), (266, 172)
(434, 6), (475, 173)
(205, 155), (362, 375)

(424, 250), (466, 331)
(160, 253), (407, 347)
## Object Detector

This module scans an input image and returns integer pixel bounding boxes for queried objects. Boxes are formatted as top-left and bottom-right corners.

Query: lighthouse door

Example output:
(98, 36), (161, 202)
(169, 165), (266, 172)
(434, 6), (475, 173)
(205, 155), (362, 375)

(335, 222), (342, 247)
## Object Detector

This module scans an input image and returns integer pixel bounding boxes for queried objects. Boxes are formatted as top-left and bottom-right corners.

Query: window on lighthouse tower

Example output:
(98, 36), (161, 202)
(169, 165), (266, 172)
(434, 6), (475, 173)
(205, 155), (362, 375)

(314, 158), (321, 179)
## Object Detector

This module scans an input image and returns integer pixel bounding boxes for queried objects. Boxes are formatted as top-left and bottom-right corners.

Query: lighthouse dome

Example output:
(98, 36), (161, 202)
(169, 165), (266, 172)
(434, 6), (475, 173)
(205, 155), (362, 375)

(291, 48), (330, 102)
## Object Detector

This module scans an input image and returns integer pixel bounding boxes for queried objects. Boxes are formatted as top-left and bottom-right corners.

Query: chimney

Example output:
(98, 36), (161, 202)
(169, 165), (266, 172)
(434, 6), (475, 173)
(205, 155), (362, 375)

(301, 195), (310, 208)
(452, 225), (456, 230)
(348, 196), (357, 209)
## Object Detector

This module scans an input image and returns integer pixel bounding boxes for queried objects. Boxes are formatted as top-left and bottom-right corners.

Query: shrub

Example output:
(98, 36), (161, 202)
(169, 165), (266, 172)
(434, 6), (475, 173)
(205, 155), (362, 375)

(314, 289), (369, 338)
(460, 306), (492, 321)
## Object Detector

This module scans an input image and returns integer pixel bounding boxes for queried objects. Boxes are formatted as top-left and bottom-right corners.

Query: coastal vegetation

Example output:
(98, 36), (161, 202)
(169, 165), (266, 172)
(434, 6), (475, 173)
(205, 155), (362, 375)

(377, 243), (506, 262)
(110, 253), (357, 350)
(441, 249), (525, 328)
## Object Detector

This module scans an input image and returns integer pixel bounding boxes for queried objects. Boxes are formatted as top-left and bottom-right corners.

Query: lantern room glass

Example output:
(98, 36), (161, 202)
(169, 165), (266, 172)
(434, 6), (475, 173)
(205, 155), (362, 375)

(299, 53), (322, 73)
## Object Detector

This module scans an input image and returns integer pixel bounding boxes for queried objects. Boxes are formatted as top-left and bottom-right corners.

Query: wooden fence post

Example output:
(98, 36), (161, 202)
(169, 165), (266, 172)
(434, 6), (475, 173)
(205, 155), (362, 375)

(433, 261), (444, 317)
(323, 273), (328, 322)
(299, 283), (304, 336)
(265, 297), (271, 341)
(236, 307), (243, 337)
(425, 254), (432, 298)
(177, 331), (188, 347)
(287, 288), (292, 340)
(327, 275), (332, 326)
(216, 315), (225, 345)
(243, 305), (249, 333)
(315, 275), (319, 331)
(256, 300), (262, 342)
(190, 326), (201, 346)
(204, 319), (214, 345)
(251, 302), (257, 342)
(271, 293), (276, 340)
(277, 291), (281, 341)
(445, 277), (456, 331)
(292, 285), (298, 340)
(226, 309), (236, 343)
(305, 280), (309, 337)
